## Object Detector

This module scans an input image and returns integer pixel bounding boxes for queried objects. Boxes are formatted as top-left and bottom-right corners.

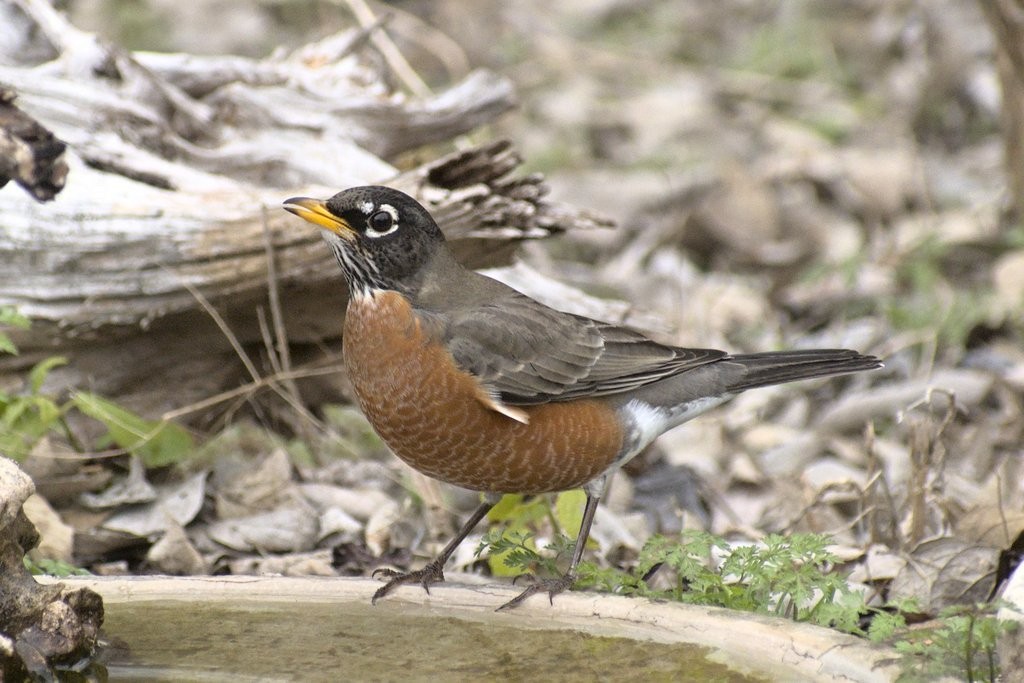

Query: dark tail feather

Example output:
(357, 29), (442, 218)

(726, 349), (882, 392)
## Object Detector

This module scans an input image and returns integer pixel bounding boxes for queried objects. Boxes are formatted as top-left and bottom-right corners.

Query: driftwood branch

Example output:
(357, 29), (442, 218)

(0, 0), (612, 419)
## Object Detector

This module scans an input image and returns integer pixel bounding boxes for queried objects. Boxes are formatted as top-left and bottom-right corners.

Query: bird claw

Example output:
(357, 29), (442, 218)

(370, 561), (446, 604)
(496, 574), (575, 612)
(509, 572), (538, 587)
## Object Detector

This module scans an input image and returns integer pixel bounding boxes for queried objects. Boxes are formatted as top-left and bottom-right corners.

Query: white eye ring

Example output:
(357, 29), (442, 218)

(365, 203), (400, 238)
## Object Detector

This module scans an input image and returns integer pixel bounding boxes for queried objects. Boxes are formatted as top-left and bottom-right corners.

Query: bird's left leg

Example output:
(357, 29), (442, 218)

(496, 476), (605, 611)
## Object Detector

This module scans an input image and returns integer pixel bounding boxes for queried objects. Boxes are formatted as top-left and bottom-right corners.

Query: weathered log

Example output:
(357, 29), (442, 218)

(2, 140), (611, 421)
(0, 0), (611, 421)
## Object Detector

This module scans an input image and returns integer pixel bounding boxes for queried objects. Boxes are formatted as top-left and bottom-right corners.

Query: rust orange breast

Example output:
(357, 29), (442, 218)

(342, 291), (624, 494)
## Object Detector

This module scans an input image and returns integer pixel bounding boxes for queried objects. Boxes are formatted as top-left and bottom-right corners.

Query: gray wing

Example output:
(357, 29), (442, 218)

(438, 291), (727, 406)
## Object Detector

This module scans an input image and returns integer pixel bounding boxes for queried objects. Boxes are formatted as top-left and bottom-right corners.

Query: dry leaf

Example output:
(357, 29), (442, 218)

(955, 506), (1024, 549)
(891, 537), (999, 612)
(206, 504), (319, 553)
(146, 519), (206, 575)
(213, 448), (294, 518)
(101, 471), (207, 538)
(298, 483), (395, 521)
(79, 457), (156, 510)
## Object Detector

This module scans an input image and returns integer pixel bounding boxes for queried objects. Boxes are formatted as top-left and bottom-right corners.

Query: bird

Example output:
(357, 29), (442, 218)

(283, 185), (882, 611)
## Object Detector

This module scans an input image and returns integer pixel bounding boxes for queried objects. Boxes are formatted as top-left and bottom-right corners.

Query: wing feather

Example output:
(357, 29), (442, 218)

(435, 291), (726, 406)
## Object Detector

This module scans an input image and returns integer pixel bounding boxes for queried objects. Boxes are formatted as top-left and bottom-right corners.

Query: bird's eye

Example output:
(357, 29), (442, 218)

(368, 210), (393, 233)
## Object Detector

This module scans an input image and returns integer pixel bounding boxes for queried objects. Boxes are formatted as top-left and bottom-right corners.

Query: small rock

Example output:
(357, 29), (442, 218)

(90, 561), (130, 576)
(727, 452), (765, 486)
(658, 419), (726, 476)
(839, 147), (921, 220)
(0, 457), (35, 528)
(742, 423), (805, 452)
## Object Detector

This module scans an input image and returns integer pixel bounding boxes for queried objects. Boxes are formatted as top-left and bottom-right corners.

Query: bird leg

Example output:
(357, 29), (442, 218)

(371, 497), (496, 604)
(496, 489), (601, 611)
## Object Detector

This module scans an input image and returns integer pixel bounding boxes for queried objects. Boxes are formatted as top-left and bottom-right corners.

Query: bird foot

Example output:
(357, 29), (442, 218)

(496, 573), (576, 612)
(370, 559), (445, 604)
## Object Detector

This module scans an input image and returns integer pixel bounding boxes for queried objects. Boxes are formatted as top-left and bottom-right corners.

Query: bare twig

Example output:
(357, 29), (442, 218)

(863, 422), (902, 549)
(160, 365), (343, 422)
(174, 267), (327, 432)
(384, 3), (471, 81)
(340, 0), (432, 98)
(256, 307), (283, 376)
(252, 306), (327, 433)
(259, 205), (322, 446)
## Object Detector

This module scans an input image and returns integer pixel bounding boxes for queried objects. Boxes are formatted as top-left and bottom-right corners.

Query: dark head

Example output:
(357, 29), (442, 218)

(283, 186), (448, 296)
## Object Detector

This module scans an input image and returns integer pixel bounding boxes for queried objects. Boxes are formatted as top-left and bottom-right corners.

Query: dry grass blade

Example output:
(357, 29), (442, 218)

(262, 206), (300, 396)
(171, 259), (329, 434)
(256, 307), (282, 377)
(257, 205), (321, 443)
(174, 271), (261, 385)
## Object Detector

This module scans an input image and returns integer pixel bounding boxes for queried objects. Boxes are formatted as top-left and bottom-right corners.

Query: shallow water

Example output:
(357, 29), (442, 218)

(99, 600), (768, 682)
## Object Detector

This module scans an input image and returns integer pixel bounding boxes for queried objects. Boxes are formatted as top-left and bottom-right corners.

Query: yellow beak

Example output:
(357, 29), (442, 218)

(283, 197), (355, 240)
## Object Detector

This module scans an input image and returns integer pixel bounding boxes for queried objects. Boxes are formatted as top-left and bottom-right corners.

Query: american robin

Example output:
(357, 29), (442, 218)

(283, 186), (881, 611)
